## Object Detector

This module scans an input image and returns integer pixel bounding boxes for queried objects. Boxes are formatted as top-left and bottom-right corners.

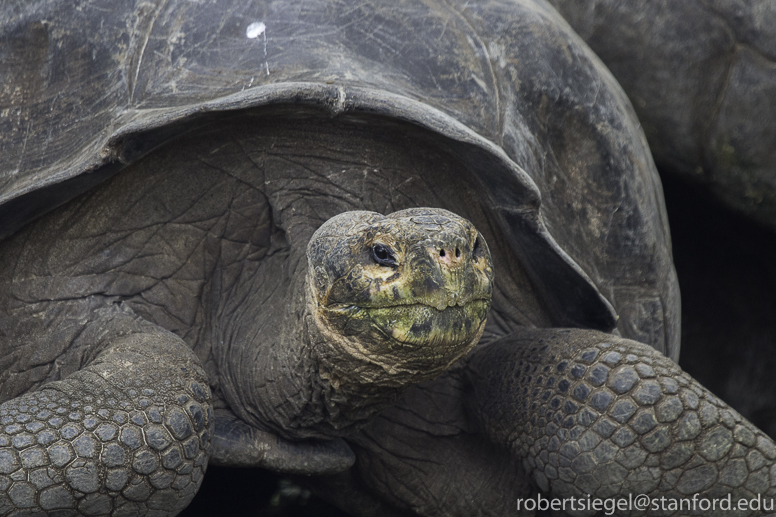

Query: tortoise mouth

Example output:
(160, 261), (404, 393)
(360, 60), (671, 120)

(324, 298), (490, 347)
(374, 300), (490, 347)
(328, 297), (490, 311)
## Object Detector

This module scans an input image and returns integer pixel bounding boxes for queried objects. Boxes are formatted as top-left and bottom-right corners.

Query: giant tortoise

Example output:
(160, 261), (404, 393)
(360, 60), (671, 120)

(1, 0), (775, 516)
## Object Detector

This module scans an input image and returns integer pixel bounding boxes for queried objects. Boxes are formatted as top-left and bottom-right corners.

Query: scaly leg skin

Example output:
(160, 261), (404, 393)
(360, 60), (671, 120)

(465, 328), (776, 517)
(0, 308), (212, 516)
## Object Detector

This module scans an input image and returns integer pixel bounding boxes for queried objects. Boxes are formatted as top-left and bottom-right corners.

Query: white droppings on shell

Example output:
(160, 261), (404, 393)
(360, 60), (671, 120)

(245, 22), (270, 76)
(246, 22), (266, 39)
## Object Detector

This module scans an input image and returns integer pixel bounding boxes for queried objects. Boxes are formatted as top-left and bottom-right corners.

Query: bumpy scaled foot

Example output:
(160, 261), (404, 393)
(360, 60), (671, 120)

(466, 328), (776, 516)
(0, 320), (212, 516)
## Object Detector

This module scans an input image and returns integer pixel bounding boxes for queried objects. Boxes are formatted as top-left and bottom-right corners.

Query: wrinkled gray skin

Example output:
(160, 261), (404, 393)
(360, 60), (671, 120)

(548, 0), (776, 230)
(0, 115), (496, 514)
(2, 114), (776, 517)
(2, 0), (775, 516)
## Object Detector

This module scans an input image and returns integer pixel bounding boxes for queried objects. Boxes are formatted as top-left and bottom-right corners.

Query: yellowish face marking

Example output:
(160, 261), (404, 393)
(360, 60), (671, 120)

(307, 208), (494, 387)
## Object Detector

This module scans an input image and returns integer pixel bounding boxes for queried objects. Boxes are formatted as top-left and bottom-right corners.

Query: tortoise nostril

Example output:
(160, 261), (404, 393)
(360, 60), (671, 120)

(455, 247), (460, 258)
(439, 249), (445, 257)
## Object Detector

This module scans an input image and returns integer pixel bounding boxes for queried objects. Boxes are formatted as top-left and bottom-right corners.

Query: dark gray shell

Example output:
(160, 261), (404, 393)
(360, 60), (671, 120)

(0, 0), (679, 358)
(550, 0), (776, 230)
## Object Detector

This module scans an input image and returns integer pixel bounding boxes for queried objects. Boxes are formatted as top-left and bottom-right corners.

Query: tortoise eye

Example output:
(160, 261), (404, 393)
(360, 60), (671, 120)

(371, 244), (398, 267)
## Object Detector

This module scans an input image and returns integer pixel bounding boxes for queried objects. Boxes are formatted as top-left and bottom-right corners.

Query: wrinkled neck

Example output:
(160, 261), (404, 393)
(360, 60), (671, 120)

(218, 269), (409, 441)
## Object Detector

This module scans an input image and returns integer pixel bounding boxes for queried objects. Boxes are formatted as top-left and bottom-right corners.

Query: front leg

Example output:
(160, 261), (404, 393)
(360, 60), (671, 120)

(0, 307), (212, 516)
(465, 328), (776, 515)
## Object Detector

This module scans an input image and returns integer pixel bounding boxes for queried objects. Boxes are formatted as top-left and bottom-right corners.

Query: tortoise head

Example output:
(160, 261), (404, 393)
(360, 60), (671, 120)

(306, 208), (493, 388)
